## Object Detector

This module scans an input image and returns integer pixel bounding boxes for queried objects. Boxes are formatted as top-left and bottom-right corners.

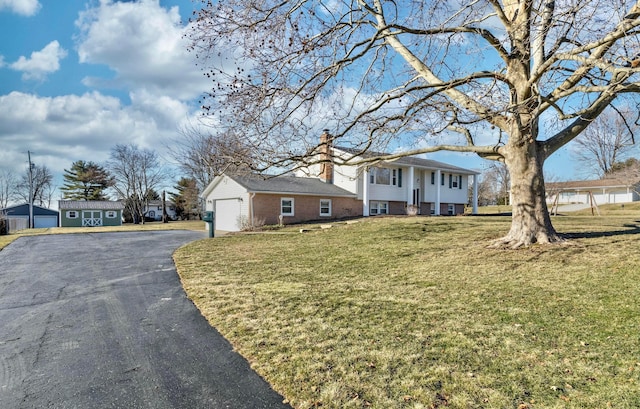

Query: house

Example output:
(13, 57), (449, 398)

(546, 178), (640, 205)
(143, 200), (177, 221)
(58, 200), (125, 227)
(201, 131), (479, 232)
(1, 204), (59, 231)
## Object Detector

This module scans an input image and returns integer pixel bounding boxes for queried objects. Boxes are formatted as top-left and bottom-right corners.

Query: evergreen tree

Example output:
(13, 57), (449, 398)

(61, 160), (113, 200)
(170, 178), (200, 220)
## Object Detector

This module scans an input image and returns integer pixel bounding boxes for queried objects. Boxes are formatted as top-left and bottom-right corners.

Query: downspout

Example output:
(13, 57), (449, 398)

(249, 192), (256, 228)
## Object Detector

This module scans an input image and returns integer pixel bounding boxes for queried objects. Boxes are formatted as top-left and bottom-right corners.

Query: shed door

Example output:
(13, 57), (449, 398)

(215, 199), (242, 232)
(82, 210), (103, 227)
(34, 215), (58, 228)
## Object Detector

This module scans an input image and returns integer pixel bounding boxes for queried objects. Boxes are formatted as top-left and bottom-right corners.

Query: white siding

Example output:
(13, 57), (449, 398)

(204, 175), (250, 232)
(332, 163), (359, 194)
(422, 172), (468, 204)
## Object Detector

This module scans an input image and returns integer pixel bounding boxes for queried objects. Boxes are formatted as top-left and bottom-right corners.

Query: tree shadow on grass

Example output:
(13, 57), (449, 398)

(561, 222), (640, 239)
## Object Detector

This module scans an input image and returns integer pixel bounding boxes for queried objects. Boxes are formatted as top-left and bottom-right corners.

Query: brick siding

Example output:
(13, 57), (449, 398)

(252, 194), (362, 225)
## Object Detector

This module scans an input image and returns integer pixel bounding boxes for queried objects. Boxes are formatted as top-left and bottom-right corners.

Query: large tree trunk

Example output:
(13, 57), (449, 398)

(493, 141), (563, 248)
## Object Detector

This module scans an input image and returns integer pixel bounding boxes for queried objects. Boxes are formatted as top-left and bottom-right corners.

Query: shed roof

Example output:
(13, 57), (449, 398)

(58, 200), (124, 210)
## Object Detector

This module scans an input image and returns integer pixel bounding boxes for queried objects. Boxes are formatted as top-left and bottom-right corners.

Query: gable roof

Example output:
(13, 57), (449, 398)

(333, 146), (479, 174)
(1, 203), (58, 216)
(547, 178), (639, 190)
(59, 200), (124, 210)
(203, 173), (357, 198)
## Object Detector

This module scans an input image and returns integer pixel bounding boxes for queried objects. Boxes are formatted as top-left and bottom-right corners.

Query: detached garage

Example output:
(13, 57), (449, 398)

(1, 204), (59, 231)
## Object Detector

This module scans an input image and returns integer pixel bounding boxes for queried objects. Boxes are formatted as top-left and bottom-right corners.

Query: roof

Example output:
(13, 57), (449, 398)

(547, 178), (639, 190)
(334, 146), (479, 174)
(58, 200), (125, 210)
(1, 203), (59, 216)
(206, 173), (357, 197)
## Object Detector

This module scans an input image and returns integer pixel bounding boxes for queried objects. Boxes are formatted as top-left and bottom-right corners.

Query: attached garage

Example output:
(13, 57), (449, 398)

(214, 198), (245, 232)
(201, 173), (359, 232)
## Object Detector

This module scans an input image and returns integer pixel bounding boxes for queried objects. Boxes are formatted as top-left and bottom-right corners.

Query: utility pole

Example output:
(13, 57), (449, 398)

(28, 151), (34, 229)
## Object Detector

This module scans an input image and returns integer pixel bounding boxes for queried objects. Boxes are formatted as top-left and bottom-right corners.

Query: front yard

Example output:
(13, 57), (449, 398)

(175, 215), (640, 408)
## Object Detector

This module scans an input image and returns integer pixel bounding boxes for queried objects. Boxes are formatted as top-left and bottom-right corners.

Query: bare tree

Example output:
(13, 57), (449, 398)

(15, 164), (54, 207)
(572, 108), (637, 178)
(107, 144), (169, 224)
(478, 162), (511, 206)
(168, 125), (254, 192)
(0, 170), (17, 209)
(188, 0), (640, 247)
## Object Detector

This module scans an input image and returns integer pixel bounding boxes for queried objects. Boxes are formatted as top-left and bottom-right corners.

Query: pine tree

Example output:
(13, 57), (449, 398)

(60, 160), (113, 200)
(170, 178), (200, 220)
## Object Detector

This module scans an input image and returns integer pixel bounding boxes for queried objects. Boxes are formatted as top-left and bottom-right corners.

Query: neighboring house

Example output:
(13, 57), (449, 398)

(547, 178), (640, 205)
(143, 200), (177, 221)
(59, 200), (124, 227)
(201, 132), (479, 232)
(1, 204), (59, 231)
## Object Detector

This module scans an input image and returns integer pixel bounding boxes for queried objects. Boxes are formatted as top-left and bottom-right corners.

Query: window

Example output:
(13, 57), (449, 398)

(320, 199), (332, 216)
(373, 167), (391, 185)
(450, 174), (462, 189)
(66, 211), (78, 219)
(281, 198), (294, 216)
(106, 211), (117, 218)
(369, 167), (404, 186)
(447, 204), (455, 215)
(441, 173), (445, 186)
(370, 201), (389, 215)
(431, 172), (435, 185)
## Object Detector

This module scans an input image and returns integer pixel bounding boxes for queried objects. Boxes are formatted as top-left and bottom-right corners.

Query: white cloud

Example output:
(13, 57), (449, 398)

(76, 0), (209, 101)
(10, 40), (67, 81)
(0, 91), (195, 192)
(0, 0), (40, 16)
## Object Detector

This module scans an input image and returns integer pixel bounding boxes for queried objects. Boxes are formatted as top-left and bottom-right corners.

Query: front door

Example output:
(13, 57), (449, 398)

(82, 210), (103, 227)
(413, 189), (421, 214)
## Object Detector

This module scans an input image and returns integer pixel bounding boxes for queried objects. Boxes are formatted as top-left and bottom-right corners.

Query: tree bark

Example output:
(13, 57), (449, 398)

(493, 140), (563, 248)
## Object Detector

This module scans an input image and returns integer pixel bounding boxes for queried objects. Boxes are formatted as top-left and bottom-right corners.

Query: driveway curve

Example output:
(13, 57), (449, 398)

(0, 231), (291, 409)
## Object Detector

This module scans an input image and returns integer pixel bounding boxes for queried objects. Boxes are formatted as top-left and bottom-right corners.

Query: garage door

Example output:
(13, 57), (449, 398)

(34, 215), (58, 228)
(215, 199), (242, 232)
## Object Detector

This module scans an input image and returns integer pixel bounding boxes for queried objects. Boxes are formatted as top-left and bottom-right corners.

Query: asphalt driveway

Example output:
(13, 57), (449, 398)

(0, 231), (291, 409)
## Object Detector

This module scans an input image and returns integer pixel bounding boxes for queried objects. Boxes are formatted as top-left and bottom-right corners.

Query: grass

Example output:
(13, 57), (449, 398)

(0, 220), (205, 250)
(174, 215), (640, 408)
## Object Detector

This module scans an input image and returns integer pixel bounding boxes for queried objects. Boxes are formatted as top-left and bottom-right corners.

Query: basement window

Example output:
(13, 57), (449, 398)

(370, 201), (389, 215)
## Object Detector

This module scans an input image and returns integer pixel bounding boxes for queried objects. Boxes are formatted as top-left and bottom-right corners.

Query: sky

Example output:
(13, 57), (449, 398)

(0, 0), (580, 208)
(0, 0), (209, 205)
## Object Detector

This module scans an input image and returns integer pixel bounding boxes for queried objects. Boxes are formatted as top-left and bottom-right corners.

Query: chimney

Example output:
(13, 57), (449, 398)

(319, 129), (334, 184)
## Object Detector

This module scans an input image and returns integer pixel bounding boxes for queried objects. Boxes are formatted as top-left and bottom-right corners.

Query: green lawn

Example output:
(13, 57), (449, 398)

(175, 215), (640, 408)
